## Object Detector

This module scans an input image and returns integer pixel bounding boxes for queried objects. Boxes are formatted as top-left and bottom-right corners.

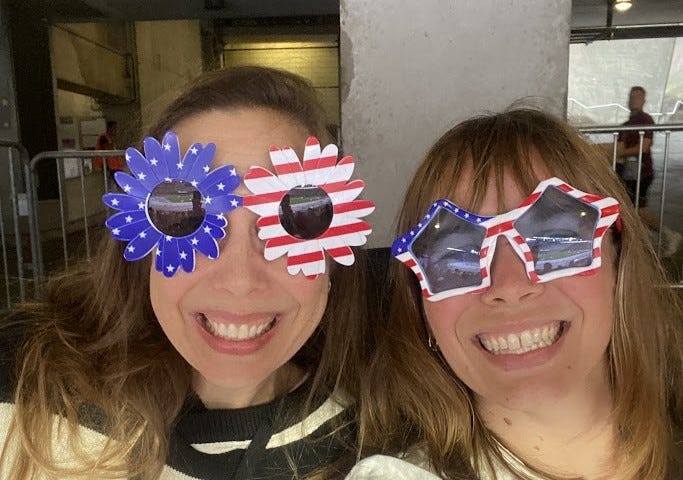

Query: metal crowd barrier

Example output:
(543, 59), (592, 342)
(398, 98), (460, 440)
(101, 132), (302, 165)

(0, 140), (30, 310)
(579, 123), (683, 286)
(25, 150), (125, 290)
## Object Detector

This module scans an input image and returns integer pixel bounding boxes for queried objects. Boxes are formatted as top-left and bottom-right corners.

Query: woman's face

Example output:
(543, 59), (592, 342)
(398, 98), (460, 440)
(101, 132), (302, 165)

(423, 160), (616, 412)
(149, 108), (329, 407)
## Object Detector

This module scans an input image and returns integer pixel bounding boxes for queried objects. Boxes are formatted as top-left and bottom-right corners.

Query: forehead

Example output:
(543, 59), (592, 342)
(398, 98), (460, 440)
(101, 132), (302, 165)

(446, 152), (551, 216)
(172, 108), (310, 173)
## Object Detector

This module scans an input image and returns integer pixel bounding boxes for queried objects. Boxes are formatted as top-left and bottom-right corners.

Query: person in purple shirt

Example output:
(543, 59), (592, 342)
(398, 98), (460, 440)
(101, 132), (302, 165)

(615, 86), (654, 206)
(608, 86), (681, 257)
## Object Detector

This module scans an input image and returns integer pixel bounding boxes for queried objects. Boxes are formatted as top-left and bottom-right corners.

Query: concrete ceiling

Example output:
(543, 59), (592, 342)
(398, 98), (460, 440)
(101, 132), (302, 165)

(11, 0), (683, 28)
(571, 0), (683, 42)
(38, 0), (339, 21)
(572, 0), (683, 27)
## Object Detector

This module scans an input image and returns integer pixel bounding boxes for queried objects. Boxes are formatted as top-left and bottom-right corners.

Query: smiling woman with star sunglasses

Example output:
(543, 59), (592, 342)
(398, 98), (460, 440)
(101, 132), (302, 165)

(349, 108), (683, 480)
(0, 66), (375, 480)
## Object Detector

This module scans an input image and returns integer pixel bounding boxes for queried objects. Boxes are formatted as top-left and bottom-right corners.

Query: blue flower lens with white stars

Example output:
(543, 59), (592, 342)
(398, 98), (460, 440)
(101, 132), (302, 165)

(102, 131), (242, 277)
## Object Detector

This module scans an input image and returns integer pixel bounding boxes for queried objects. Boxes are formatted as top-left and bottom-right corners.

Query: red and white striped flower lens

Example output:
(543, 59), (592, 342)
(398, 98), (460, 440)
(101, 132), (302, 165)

(242, 136), (375, 278)
(393, 177), (620, 301)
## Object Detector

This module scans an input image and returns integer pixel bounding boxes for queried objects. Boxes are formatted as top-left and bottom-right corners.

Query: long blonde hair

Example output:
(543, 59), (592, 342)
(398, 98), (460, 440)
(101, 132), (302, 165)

(360, 108), (683, 479)
(1, 66), (370, 479)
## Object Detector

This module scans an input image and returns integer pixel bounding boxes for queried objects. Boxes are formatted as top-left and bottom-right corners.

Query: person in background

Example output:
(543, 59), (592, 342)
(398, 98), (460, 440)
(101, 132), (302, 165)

(615, 86), (654, 206)
(603, 86), (681, 258)
(95, 120), (126, 189)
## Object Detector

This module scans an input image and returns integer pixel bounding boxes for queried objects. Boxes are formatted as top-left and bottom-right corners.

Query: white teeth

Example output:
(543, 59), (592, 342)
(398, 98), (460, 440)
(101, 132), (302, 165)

(202, 315), (275, 341)
(479, 323), (563, 356)
(520, 331), (533, 349)
(228, 324), (237, 337)
(533, 329), (542, 344)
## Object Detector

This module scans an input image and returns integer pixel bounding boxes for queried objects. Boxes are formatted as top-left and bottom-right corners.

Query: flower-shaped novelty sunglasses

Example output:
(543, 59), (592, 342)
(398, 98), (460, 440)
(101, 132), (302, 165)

(103, 132), (374, 278)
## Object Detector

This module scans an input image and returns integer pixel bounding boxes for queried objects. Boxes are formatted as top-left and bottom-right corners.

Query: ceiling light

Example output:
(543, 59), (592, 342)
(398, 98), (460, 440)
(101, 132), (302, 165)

(614, 0), (632, 12)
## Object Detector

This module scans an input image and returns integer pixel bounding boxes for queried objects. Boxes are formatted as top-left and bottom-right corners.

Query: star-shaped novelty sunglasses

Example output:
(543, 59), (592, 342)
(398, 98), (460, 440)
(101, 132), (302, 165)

(392, 177), (620, 301)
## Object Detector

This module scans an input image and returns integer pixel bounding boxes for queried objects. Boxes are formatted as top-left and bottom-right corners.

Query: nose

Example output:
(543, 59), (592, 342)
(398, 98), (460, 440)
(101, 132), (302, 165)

(480, 236), (544, 305)
(203, 208), (270, 295)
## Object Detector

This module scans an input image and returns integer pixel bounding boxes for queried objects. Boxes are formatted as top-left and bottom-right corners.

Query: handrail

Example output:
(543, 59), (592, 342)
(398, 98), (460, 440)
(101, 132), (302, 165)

(577, 123), (683, 133)
(28, 149), (125, 169)
(569, 99), (683, 121)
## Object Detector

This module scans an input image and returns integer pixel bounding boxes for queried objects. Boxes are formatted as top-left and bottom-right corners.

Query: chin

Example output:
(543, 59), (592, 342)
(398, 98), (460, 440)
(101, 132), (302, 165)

(478, 375), (576, 411)
(205, 361), (270, 384)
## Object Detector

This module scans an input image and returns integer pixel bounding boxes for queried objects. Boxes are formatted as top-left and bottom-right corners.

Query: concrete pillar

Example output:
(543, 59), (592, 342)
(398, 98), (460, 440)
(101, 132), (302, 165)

(341, 0), (572, 246)
(135, 20), (202, 128)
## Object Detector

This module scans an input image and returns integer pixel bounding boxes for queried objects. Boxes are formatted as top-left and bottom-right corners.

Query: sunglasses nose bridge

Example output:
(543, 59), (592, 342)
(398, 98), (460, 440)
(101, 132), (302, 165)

(205, 211), (270, 291)
(482, 234), (542, 304)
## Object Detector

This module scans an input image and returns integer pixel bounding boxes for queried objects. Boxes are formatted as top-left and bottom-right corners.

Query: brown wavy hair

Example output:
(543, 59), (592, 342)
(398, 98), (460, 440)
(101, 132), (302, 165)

(359, 108), (683, 479)
(1, 66), (370, 479)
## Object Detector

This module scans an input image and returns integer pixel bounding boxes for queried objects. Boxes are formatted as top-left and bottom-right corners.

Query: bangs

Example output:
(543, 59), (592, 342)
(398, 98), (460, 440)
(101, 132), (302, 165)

(400, 109), (629, 233)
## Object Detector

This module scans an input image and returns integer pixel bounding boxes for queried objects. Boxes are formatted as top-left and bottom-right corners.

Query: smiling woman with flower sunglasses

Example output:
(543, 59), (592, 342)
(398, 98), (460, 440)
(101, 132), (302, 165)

(349, 108), (683, 480)
(0, 66), (375, 480)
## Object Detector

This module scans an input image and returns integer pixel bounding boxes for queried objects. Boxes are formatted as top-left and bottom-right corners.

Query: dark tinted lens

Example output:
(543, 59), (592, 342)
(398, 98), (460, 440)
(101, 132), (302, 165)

(279, 185), (333, 240)
(411, 208), (486, 293)
(515, 186), (598, 275)
(148, 180), (205, 237)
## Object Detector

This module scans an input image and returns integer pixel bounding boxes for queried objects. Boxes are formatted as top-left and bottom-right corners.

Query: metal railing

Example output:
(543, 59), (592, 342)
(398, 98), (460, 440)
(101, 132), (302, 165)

(25, 150), (125, 289)
(579, 123), (683, 285)
(0, 141), (30, 309)
(1, 128), (682, 312)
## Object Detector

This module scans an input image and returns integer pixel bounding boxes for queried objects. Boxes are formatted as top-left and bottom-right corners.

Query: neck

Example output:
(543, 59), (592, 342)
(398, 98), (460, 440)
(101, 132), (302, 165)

(478, 364), (621, 478)
(193, 362), (304, 409)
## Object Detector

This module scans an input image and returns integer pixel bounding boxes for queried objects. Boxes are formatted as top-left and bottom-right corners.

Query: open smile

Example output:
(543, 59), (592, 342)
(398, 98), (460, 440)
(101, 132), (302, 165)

(476, 321), (570, 356)
(196, 313), (278, 342)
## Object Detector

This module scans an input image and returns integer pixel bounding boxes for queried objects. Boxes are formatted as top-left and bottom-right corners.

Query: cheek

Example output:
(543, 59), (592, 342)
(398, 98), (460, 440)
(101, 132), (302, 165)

(562, 267), (616, 352)
(148, 269), (192, 325)
(306, 279), (329, 316)
(423, 299), (477, 379)
(281, 274), (329, 319)
(148, 270), (164, 312)
(423, 298), (471, 352)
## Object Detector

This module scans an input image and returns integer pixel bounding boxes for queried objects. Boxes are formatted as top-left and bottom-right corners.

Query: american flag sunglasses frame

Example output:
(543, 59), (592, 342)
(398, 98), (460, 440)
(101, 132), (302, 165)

(392, 177), (620, 302)
(242, 136), (374, 278)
